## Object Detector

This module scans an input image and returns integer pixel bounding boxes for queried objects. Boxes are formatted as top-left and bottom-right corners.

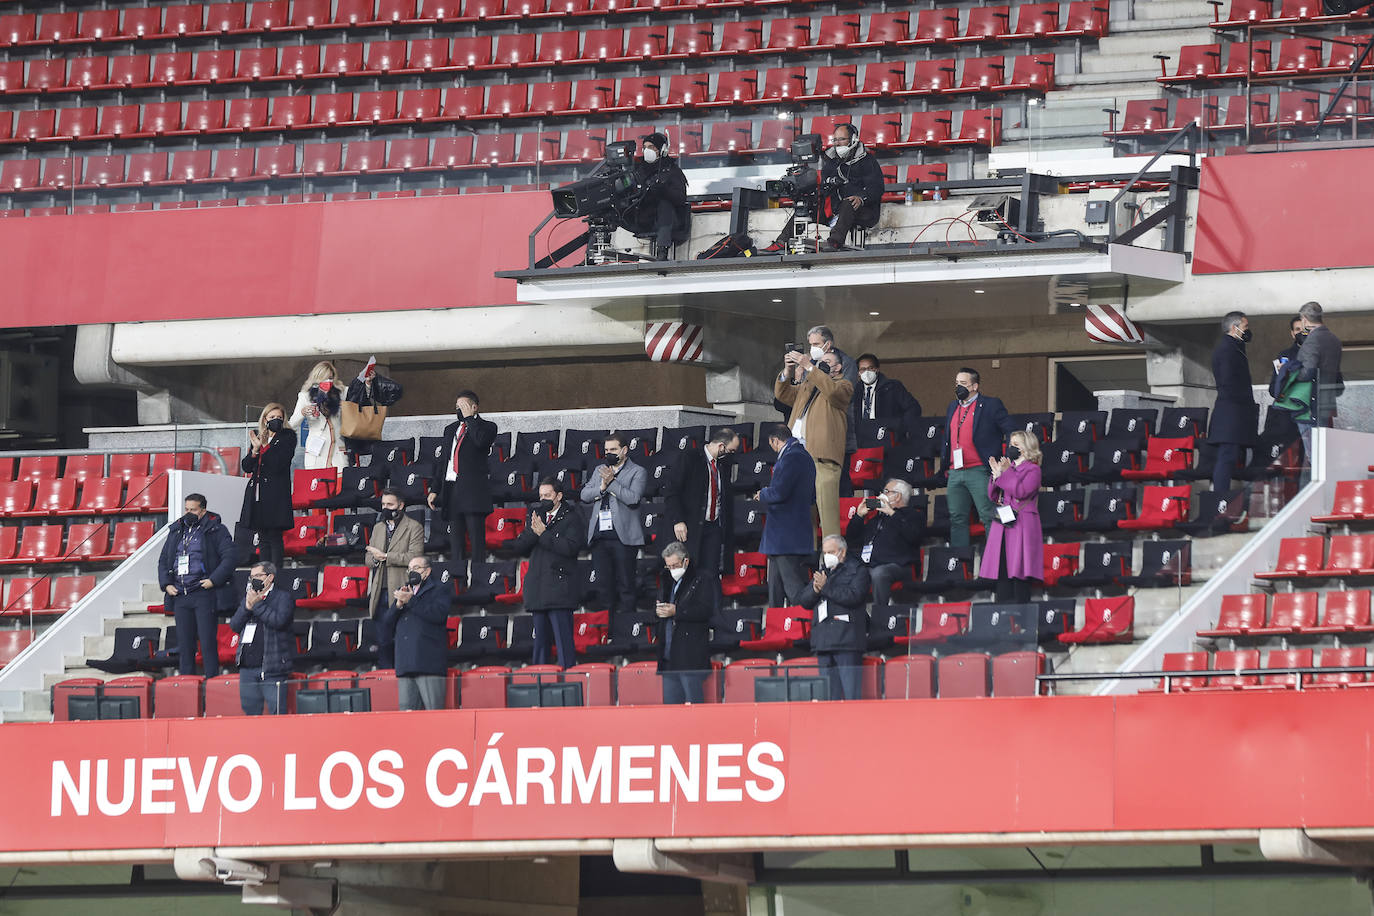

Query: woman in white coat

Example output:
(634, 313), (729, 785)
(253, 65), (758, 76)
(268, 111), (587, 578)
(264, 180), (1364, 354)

(288, 360), (347, 471)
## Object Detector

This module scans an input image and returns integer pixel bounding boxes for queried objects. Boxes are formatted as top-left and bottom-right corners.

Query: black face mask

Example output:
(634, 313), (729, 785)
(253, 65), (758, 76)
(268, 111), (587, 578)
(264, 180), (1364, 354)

(955, 385), (971, 402)
(249, 578), (267, 592)
(182, 512), (201, 527)
(380, 507), (398, 521)
(407, 571), (424, 587)
(1239, 329), (1253, 343)
(534, 498), (555, 514)
(604, 454), (621, 467)
(266, 417), (284, 433)
(1296, 331), (1310, 344)
(1006, 445), (1022, 462)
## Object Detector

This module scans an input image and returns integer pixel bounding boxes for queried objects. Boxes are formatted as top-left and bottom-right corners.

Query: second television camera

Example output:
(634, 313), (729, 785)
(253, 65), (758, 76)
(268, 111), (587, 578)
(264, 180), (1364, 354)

(764, 133), (840, 254)
(550, 141), (655, 264)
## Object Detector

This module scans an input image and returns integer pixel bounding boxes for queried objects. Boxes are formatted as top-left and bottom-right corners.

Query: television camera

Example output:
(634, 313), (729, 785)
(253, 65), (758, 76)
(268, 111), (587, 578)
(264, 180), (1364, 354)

(549, 141), (659, 265)
(763, 134), (840, 254)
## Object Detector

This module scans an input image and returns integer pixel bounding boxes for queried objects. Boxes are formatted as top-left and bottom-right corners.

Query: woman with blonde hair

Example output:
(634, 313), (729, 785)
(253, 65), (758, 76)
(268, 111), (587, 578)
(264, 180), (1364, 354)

(242, 402), (296, 568)
(288, 360), (346, 471)
(977, 429), (1044, 604)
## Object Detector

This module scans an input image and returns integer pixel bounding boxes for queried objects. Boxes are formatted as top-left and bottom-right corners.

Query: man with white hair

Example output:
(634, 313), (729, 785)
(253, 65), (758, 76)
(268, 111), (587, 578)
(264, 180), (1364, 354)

(844, 478), (925, 609)
(799, 534), (870, 701)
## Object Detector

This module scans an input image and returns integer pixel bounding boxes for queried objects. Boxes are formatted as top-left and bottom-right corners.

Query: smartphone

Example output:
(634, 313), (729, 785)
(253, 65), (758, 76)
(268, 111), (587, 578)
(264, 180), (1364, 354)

(784, 342), (800, 354)
(864, 497), (883, 509)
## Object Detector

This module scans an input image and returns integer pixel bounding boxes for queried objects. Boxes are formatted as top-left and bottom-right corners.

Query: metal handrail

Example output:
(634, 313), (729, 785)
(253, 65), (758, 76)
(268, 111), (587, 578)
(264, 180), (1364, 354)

(0, 446), (227, 475)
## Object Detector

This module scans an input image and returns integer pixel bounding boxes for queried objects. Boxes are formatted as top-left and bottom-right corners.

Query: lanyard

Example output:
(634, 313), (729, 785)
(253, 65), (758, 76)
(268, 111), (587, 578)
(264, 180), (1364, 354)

(955, 399), (977, 436)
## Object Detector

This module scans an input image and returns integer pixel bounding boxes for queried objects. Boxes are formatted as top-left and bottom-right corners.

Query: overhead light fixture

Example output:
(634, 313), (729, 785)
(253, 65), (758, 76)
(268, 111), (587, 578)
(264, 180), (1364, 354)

(771, 298), (782, 303)
(973, 289), (985, 294)
(868, 311), (880, 316)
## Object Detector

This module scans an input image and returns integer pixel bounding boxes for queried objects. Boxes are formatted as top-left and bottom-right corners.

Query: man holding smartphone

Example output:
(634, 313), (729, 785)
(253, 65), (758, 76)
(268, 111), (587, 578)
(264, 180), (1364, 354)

(844, 479), (925, 609)
(654, 541), (716, 704)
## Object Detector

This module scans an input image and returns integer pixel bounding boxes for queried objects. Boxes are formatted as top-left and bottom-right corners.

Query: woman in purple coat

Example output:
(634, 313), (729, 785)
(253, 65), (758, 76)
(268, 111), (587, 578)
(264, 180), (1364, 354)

(977, 430), (1044, 603)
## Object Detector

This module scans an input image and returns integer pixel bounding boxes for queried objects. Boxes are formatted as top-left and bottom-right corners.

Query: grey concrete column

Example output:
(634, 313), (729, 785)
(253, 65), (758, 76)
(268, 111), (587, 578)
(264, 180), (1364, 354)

(1144, 328), (1216, 409)
(674, 307), (792, 420)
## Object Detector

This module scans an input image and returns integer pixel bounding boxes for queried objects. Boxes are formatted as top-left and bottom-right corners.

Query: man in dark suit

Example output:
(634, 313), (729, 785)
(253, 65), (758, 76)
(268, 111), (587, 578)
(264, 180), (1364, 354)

(1263, 314), (1304, 447)
(514, 477), (584, 668)
(655, 541), (717, 704)
(380, 555), (451, 710)
(943, 368), (1019, 548)
(844, 478), (924, 608)
(1296, 301), (1344, 432)
(663, 426), (740, 579)
(758, 424), (816, 608)
(1209, 311), (1258, 492)
(854, 354), (922, 435)
(428, 389), (498, 586)
(799, 535), (870, 701)
(229, 561), (296, 715)
(159, 493), (236, 678)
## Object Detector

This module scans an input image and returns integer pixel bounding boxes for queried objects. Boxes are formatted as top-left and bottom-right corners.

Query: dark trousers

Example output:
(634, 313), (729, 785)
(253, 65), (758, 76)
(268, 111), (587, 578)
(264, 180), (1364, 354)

(257, 529), (284, 569)
(446, 512), (487, 583)
(995, 549), (1034, 604)
(869, 562), (912, 609)
(697, 519), (724, 578)
(592, 537), (639, 614)
(767, 554), (808, 608)
(661, 670), (708, 704)
(818, 650), (863, 700)
(239, 667), (288, 715)
(170, 588), (219, 678)
(531, 608), (576, 668)
(1213, 442), (1242, 492)
(775, 199), (877, 247)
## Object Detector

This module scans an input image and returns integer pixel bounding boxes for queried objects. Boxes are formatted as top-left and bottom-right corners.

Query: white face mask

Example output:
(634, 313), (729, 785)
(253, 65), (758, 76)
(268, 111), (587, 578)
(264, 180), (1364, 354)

(669, 565), (686, 581)
(832, 144), (850, 158)
(822, 552), (840, 570)
(643, 147), (659, 164)
(859, 370), (877, 385)
(809, 345), (826, 362)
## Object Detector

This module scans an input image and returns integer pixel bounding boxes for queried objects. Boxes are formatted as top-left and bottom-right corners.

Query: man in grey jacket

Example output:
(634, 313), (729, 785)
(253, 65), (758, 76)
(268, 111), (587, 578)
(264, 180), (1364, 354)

(580, 433), (647, 615)
(1296, 301), (1344, 432)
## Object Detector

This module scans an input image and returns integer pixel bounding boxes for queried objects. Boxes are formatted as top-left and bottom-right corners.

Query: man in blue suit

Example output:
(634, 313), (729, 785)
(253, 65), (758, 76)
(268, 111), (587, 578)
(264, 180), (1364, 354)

(758, 424), (816, 608)
(380, 555), (452, 710)
(943, 368), (1019, 547)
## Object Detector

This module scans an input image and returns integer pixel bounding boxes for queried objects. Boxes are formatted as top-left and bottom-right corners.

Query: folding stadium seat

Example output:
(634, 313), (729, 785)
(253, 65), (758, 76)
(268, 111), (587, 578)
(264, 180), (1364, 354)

(79, 9), (121, 41)
(703, 71), (757, 107)
(1118, 485), (1191, 531)
(398, 38), (449, 74)
(503, 0), (547, 17)
(492, 33), (536, 68)
(736, 606), (811, 653)
(180, 100), (227, 135)
(16, 457), (59, 485)
(13, 111), (55, 143)
(440, 86), (484, 121)
(298, 142), (342, 176)
(39, 158), (78, 191)
(252, 144), (296, 179)
(992, 651), (1045, 697)
(752, 65), (809, 103)
(858, 114), (903, 150)
(20, 479), (77, 517)
(352, 91), (396, 124)
(117, 152), (165, 186)
(808, 13), (860, 51)
(521, 82), (570, 118)
(0, 483), (33, 518)
(1246, 591), (1319, 637)
(274, 48), (320, 81)
(117, 6), (162, 39)
(0, 61), (19, 94)
(1073, 486), (1137, 531)
(164, 149), (210, 184)
(1161, 44), (1223, 84)
(12, 524), (62, 564)
(0, 628), (34, 669)
(1004, 54), (1055, 92)
(189, 50), (237, 86)
(747, 119), (795, 155)
(715, 20), (765, 56)
(59, 455), (103, 485)
(1254, 536), (1325, 580)
(23, 59), (67, 94)
(954, 57), (1008, 95)
(622, 25), (668, 60)
(36, 10), (79, 42)
(1222, 41), (1273, 80)
(2, 577), (54, 617)
(1264, 90), (1322, 129)
(0, 527), (17, 560)
(908, 7), (961, 45)
(484, 82), (529, 118)
(1060, 596), (1133, 645)
(1057, 540), (1131, 590)
(1312, 647), (1368, 688)
(140, 102), (184, 137)
(858, 11), (908, 48)
(1058, 0), (1110, 36)
(1213, 0), (1273, 27)
(376, 0), (417, 23)
(1268, 37), (1325, 75)
(937, 653), (989, 698)
(705, 121), (754, 154)
(331, 0), (377, 25)
(65, 57), (109, 91)
(284, 0), (329, 27)
(613, 76), (660, 110)
(295, 565), (368, 611)
(1171, 97), (1221, 134)
(668, 23), (714, 58)
(0, 13), (34, 47)
(758, 17), (809, 54)
(533, 30), (579, 66)
(1198, 593), (1267, 638)
(451, 36), (492, 69)
(1140, 651), (1210, 694)
(1041, 542), (1081, 589)
(148, 51), (193, 86)
(908, 58), (958, 95)
(578, 27), (624, 63)
(1322, 534), (1374, 576)
(954, 5), (1010, 44)
(1311, 591), (1374, 635)
(105, 520), (154, 558)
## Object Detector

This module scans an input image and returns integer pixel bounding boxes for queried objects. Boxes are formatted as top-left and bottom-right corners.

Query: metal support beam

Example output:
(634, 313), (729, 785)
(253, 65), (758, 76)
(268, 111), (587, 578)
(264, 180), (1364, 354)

(612, 838), (755, 885)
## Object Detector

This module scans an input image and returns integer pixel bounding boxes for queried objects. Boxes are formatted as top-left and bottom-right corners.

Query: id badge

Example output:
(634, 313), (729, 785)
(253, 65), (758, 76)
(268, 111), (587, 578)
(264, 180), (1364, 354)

(951, 447), (963, 469)
(177, 555), (190, 576)
(861, 543), (874, 564)
(996, 504), (1017, 525)
(598, 509), (614, 532)
(242, 623), (257, 644)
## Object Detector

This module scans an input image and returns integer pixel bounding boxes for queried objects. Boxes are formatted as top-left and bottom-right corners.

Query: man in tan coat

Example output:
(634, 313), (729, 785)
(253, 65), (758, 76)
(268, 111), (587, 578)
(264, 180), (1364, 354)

(776, 348), (855, 537)
(366, 487), (425, 617)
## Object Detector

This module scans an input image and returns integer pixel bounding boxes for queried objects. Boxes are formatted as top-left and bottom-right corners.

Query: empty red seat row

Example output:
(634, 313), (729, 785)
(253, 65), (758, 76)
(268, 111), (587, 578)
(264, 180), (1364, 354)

(1148, 647), (1371, 693)
(1159, 37), (1373, 84)
(1211, 0), (1371, 28)
(0, 3), (1107, 52)
(1255, 535), (1374, 580)
(1106, 91), (1363, 140)
(1200, 590), (1374, 638)
(2, 574), (96, 617)
(0, 187), (550, 216)
(0, 476), (170, 517)
(0, 521), (156, 565)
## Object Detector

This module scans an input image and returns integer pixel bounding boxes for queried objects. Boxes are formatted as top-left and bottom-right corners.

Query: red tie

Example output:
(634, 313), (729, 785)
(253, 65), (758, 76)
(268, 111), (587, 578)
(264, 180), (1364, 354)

(451, 423), (467, 475)
(707, 456), (719, 522)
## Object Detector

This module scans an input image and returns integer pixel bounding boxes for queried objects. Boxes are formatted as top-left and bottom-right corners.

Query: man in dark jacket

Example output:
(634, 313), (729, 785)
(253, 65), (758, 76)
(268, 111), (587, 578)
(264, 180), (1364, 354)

(663, 427), (740, 578)
(1262, 314), (1304, 447)
(844, 479), (924, 609)
(1296, 301), (1344, 430)
(159, 494), (236, 678)
(380, 555), (451, 710)
(854, 354), (922, 434)
(620, 132), (690, 261)
(768, 124), (885, 252)
(229, 561), (296, 715)
(429, 389), (498, 586)
(943, 368), (1019, 547)
(1209, 311), (1258, 492)
(758, 425), (816, 608)
(800, 535), (870, 700)
(513, 477), (584, 668)
(655, 541), (717, 704)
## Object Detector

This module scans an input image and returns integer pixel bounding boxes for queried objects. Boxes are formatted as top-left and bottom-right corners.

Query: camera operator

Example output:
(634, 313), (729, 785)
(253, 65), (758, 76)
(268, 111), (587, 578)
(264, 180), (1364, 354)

(620, 132), (690, 261)
(765, 124), (884, 253)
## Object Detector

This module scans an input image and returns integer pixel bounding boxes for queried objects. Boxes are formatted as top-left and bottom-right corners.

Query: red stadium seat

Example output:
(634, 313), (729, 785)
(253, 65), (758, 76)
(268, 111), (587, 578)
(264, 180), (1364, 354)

(1250, 591), (1319, 636)
(953, 108), (1003, 146)
(121, 475), (167, 513)
(1041, 542), (1080, 588)
(36, 10), (79, 42)
(954, 5), (1010, 43)
(623, 25), (668, 60)
(16, 456), (59, 484)
(295, 565), (368, 611)
(1311, 590), (1374, 634)
(279, 45), (322, 78)
(614, 75), (660, 110)
(909, 58), (958, 94)
(759, 16), (809, 53)
(121, 7), (164, 39)
(1314, 480), (1374, 522)
(168, 149), (213, 183)
(283, 513), (330, 556)
(312, 92), (356, 126)
(141, 101), (184, 136)
(707, 70), (758, 105)
(668, 22), (713, 57)
(579, 27), (624, 62)
(40, 158), (78, 191)
(938, 653), (990, 698)
(334, 0), (377, 26)
(1060, 596), (1134, 644)
(858, 113), (903, 150)
(898, 601), (968, 646)
(11, 525), (62, 563)
(1203, 649), (1262, 690)
(705, 120), (753, 153)
(737, 606), (811, 652)
(0, 629), (34, 668)
(1058, 0), (1109, 37)
(395, 88), (441, 122)
(431, 135), (474, 168)
(485, 82), (529, 117)
(60, 456), (104, 484)
(154, 674), (205, 718)
(1314, 647), (1368, 687)
(0, 160), (39, 192)
(1011, 2), (1058, 37)
(150, 51), (193, 85)
(660, 73), (712, 108)
(992, 651), (1044, 697)
(1005, 53), (1055, 91)
(65, 477), (122, 515)
(492, 33), (536, 67)
(19, 479), (77, 517)
(290, 0), (333, 28)
(954, 56), (1007, 94)
(0, 62), (19, 94)
(78, 9), (121, 41)
(2, 578), (53, 617)
(441, 85), (484, 119)
(205, 1), (248, 32)
(182, 99), (226, 133)
(164, 4), (207, 36)
(471, 132), (515, 164)
(569, 80), (614, 114)
(1118, 484), (1190, 530)
(716, 20), (764, 54)
(14, 110), (56, 142)
(526, 81), (573, 117)
(1255, 535), (1325, 579)
(755, 66), (806, 103)
(68, 57), (111, 90)
(451, 36), (492, 68)
(1162, 44), (1223, 83)
(63, 522), (110, 561)
(1324, 534), (1374, 576)
(191, 49), (236, 84)
(225, 97), (269, 131)
(376, 0), (416, 23)
(911, 7), (962, 44)
(124, 152), (168, 185)
(0, 527), (16, 560)
(1199, 593), (1268, 637)
(26, 58), (66, 93)
(1146, 652), (1210, 693)
(356, 92), (397, 123)
(0, 13), (35, 47)
(406, 38), (451, 71)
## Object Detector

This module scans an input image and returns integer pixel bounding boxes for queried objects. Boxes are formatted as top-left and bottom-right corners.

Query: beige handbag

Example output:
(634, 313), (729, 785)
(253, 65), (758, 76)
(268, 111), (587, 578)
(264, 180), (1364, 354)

(340, 401), (386, 440)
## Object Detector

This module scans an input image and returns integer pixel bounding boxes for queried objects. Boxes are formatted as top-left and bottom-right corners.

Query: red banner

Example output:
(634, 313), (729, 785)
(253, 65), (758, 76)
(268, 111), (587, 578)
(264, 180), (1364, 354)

(1193, 148), (1374, 274)
(5, 691), (1374, 854)
(0, 193), (553, 329)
